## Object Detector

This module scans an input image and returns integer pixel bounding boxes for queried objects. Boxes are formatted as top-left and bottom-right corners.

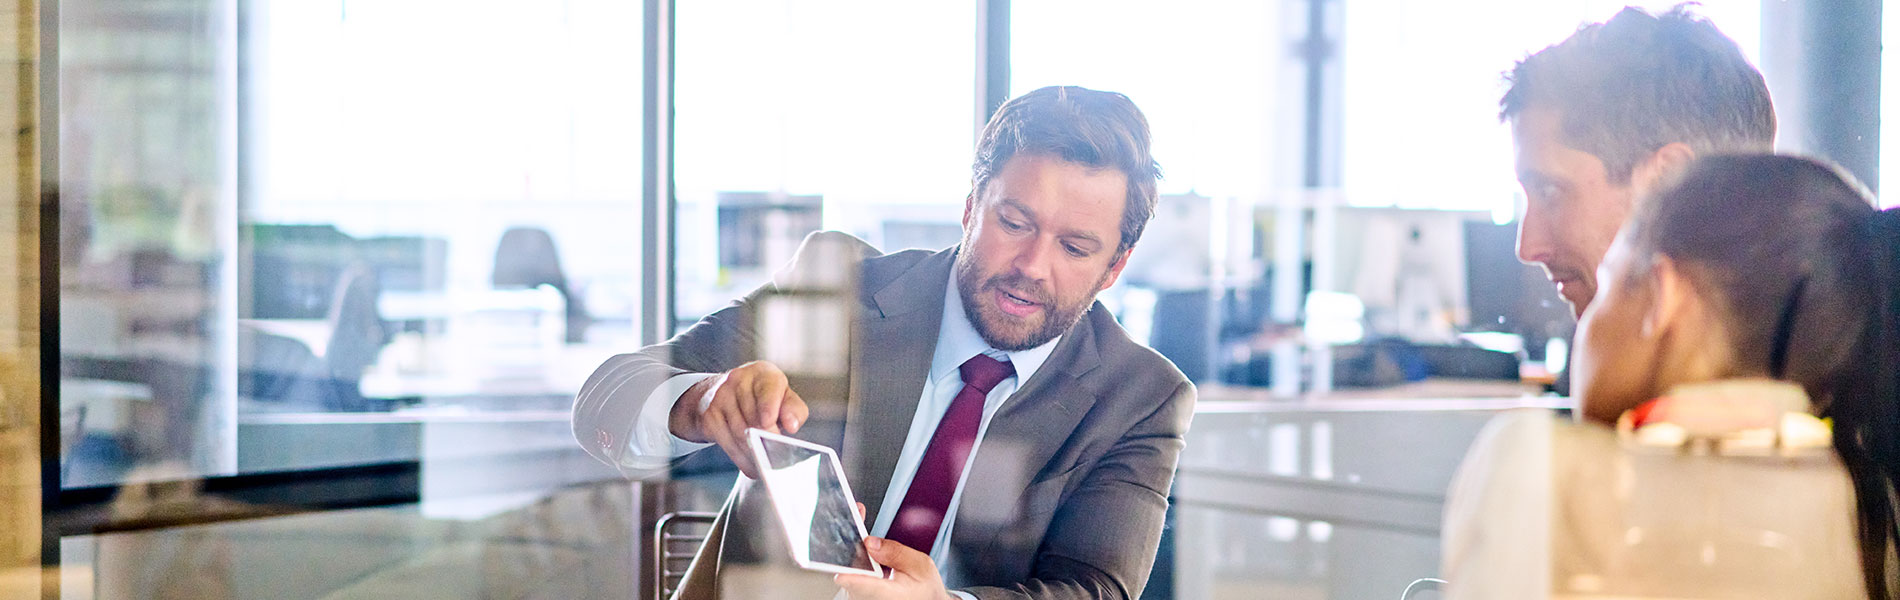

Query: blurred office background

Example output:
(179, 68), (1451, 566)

(1, 0), (1891, 598)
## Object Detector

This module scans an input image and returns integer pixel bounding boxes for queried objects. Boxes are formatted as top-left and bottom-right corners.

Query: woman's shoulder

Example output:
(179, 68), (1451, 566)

(1454, 409), (1559, 484)
(1448, 409), (1618, 511)
(1463, 408), (1614, 462)
(1441, 409), (1570, 597)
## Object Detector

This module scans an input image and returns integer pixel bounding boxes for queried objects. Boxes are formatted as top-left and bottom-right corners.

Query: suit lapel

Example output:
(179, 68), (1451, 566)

(843, 248), (954, 525)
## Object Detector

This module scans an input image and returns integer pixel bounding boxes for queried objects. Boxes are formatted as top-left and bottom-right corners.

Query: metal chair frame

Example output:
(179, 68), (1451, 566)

(1402, 577), (1447, 599)
(652, 511), (719, 600)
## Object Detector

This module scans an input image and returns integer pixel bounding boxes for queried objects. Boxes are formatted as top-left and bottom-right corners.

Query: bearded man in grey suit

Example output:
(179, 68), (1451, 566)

(573, 85), (1196, 600)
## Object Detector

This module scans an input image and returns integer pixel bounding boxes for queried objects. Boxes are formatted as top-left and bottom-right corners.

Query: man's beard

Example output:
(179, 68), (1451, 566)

(953, 249), (1109, 352)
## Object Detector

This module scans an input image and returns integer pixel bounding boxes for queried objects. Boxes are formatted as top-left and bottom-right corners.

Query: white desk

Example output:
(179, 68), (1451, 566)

(1173, 386), (1570, 599)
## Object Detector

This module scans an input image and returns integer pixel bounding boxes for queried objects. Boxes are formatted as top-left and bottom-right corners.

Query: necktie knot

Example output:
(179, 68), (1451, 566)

(959, 354), (1015, 394)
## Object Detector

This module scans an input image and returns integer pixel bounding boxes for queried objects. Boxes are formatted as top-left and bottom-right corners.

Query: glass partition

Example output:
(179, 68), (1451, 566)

(19, 1), (1897, 599)
(54, 0), (645, 501)
(672, 0), (976, 328)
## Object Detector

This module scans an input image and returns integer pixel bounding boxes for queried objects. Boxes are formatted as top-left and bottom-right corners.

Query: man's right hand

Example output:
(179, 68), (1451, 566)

(668, 360), (810, 477)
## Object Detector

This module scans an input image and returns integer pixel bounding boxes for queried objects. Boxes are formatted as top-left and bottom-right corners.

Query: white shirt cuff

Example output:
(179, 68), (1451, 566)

(629, 373), (717, 460)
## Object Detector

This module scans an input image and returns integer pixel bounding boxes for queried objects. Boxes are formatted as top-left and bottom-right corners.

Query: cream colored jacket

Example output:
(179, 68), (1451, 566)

(1442, 380), (1869, 599)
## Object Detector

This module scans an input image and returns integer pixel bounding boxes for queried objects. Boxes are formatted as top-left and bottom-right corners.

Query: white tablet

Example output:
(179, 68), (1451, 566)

(744, 428), (886, 578)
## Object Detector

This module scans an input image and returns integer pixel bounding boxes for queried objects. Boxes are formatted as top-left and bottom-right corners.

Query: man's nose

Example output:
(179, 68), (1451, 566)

(1515, 208), (1551, 266)
(1011, 237), (1057, 282)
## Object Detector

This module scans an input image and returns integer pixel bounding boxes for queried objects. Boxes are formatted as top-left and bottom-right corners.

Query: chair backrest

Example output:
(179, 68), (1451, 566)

(654, 511), (718, 600)
(238, 262), (389, 411)
(325, 263), (391, 376)
(492, 227), (566, 290)
(491, 226), (590, 342)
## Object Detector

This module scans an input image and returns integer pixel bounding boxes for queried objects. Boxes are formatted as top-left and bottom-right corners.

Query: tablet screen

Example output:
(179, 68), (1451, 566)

(751, 432), (879, 575)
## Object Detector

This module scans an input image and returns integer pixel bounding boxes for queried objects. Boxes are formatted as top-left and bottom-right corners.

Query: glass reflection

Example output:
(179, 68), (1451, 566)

(58, 0), (237, 488)
(58, 0), (645, 489)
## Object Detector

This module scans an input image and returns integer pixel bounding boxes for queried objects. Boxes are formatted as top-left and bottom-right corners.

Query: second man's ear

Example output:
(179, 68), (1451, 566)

(1632, 142), (1697, 195)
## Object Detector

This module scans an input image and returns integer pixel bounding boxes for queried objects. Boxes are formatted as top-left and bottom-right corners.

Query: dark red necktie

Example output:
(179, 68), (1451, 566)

(886, 353), (1015, 553)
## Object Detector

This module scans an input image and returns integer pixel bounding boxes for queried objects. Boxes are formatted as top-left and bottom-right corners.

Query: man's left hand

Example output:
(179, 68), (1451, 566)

(833, 537), (954, 600)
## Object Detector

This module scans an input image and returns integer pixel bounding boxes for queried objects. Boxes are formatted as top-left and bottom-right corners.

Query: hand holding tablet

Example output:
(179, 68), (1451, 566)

(744, 428), (885, 578)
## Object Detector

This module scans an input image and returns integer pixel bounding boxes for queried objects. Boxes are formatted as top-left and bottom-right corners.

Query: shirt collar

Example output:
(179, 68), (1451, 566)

(931, 267), (1060, 386)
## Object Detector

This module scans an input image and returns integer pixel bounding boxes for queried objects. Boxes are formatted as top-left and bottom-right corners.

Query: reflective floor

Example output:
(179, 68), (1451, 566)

(56, 481), (641, 600)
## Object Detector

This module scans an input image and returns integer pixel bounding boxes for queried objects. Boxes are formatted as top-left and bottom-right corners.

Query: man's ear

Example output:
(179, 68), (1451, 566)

(1631, 142), (1696, 196)
(962, 192), (978, 230)
(1098, 246), (1135, 292)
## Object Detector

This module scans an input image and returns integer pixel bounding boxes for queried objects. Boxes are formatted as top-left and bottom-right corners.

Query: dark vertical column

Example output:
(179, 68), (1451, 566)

(975, 0), (1009, 133)
(1761, 0), (1882, 191)
(642, 0), (676, 345)
(636, 481), (660, 600)
(38, 0), (63, 590)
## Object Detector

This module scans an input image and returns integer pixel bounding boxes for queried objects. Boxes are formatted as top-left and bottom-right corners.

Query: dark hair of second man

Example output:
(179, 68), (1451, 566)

(1500, 4), (1776, 183)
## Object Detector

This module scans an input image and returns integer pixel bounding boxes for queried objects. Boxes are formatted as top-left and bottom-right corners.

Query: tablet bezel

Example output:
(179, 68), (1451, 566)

(744, 428), (886, 578)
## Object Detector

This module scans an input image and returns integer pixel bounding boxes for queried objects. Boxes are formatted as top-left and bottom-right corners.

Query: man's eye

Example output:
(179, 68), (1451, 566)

(1001, 218), (1026, 231)
(1064, 243), (1088, 257)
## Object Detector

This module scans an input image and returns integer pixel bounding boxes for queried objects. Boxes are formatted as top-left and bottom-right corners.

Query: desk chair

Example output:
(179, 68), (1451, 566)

(653, 511), (718, 600)
(492, 227), (591, 343)
(240, 264), (391, 411)
(323, 264), (392, 385)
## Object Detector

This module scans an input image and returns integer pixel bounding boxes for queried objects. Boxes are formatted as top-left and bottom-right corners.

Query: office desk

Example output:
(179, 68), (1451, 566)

(239, 315), (626, 405)
(62, 332), (631, 501)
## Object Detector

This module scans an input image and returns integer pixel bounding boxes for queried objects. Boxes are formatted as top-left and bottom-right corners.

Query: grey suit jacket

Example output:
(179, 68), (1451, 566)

(573, 231), (1197, 600)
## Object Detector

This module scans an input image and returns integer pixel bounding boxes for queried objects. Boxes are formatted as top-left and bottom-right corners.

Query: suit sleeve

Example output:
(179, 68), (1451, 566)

(571, 296), (763, 478)
(570, 231), (877, 479)
(962, 380), (1197, 600)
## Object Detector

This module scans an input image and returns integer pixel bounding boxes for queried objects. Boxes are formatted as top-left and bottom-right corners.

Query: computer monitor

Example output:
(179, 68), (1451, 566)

(1462, 220), (1574, 361)
(1335, 207), (1471, 343)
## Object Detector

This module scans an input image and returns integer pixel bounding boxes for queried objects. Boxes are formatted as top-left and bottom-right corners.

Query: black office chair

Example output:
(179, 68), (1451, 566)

(492, 227), (591, 343)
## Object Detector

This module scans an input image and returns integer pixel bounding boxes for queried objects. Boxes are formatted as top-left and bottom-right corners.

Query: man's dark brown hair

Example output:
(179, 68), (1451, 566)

(972, 85), (1162, 253)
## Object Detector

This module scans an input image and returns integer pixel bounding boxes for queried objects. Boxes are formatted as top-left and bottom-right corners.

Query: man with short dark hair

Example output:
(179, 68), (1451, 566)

(1503, 5), (1775, 315)
(1441, 8), (1776, 592)
(574, 85), (1194, 600)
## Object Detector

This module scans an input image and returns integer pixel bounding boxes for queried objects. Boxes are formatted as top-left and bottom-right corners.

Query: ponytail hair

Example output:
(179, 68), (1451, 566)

(1838, 206), (1900, 599)
(1621, 155), (1898, 597)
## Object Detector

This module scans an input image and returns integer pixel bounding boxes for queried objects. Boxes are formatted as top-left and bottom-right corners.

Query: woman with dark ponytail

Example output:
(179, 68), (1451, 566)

(1442, 155), (1900, 598)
